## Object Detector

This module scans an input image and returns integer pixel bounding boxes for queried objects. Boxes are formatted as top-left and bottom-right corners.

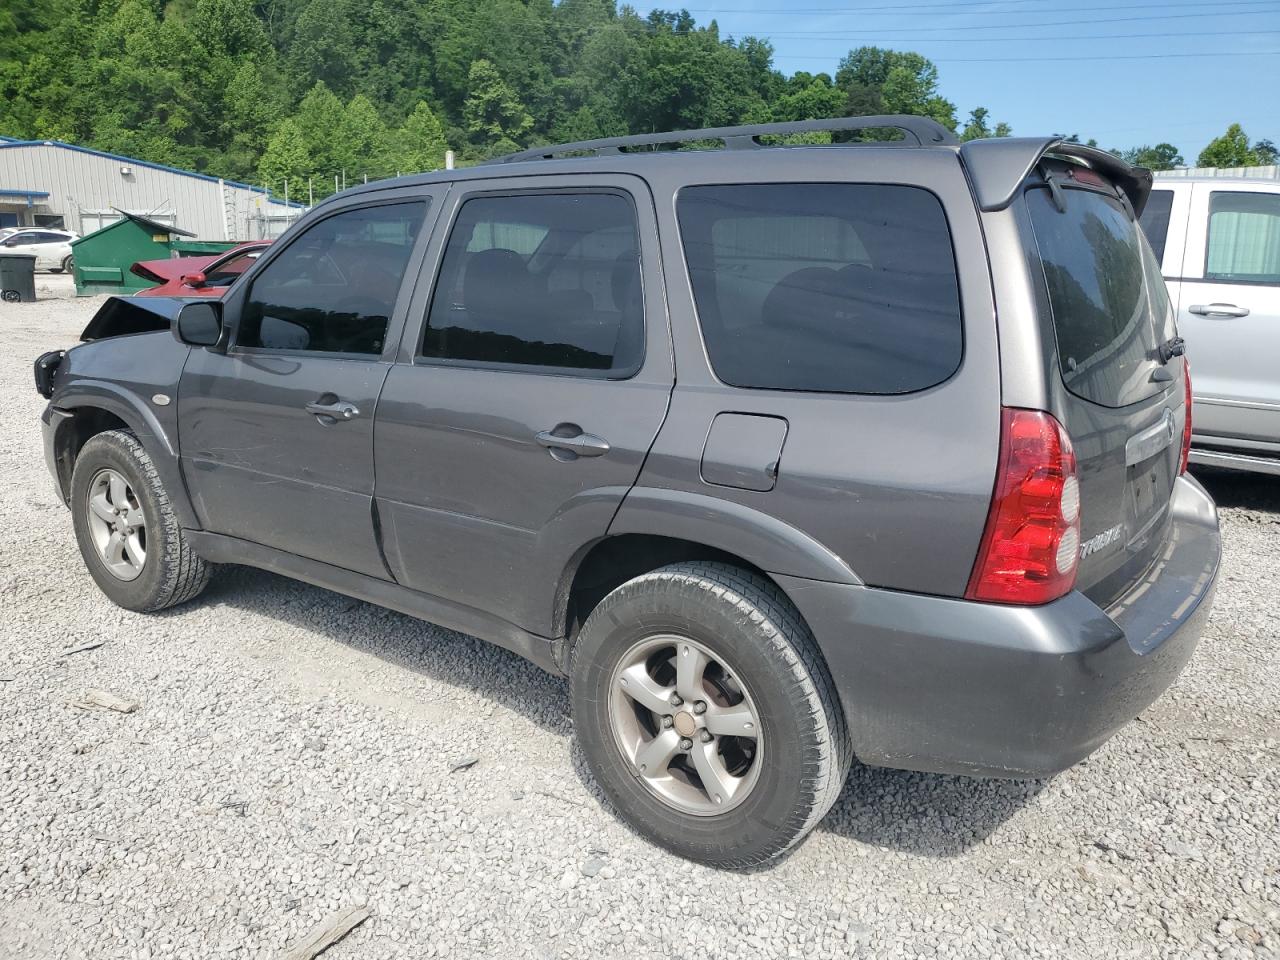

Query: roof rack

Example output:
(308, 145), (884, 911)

(489, 115), (959, 164)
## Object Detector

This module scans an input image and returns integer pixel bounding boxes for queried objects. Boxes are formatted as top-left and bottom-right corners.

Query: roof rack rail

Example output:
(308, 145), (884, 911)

(488, 115), (959, 164)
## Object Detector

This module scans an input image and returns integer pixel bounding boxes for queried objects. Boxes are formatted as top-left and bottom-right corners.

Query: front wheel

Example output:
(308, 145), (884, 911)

(571, 562), (850, 867)
(70, 429), (211, 612)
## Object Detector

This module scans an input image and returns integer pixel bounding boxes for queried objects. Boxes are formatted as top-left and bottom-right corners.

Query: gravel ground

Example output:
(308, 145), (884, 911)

(1, 294), (1278, 960)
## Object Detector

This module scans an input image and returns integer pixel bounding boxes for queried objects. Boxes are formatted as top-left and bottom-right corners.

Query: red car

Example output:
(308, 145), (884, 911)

(131, 241), (270, 297)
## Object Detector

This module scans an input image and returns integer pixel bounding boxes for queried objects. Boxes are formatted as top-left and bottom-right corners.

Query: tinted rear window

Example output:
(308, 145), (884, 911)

(677, 184), (963, 394)
(1138, 188), (1174, 265)
(1027, 185), (1171, 408)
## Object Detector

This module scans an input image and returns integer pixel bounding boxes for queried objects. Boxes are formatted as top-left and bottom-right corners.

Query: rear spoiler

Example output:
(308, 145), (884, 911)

(959, 137), (1154, 217)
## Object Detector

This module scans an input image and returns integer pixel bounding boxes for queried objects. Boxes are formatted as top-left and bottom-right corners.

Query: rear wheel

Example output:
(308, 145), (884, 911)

(61, 255), (74, 274)
(70, 430), (211, 612)
(571, 561), (850, 867)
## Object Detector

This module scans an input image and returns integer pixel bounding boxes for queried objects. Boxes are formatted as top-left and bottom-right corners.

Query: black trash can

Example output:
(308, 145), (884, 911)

(0, 253), (38, 303)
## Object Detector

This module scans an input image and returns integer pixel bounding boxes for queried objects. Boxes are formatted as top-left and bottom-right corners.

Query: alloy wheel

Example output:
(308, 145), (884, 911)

(85, 468), (147, 581)
(609, 634), (763, 815)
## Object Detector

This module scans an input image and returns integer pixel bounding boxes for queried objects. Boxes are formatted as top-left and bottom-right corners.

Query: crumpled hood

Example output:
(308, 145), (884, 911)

(80, 295), (186, 342)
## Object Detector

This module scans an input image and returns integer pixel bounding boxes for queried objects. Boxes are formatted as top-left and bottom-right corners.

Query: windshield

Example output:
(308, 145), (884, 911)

(1027, 184), (1173, 408)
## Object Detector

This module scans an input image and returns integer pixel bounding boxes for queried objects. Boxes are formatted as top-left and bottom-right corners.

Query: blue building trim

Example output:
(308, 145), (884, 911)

(0, 188), (51, 199)
(0, 139), (307, 208)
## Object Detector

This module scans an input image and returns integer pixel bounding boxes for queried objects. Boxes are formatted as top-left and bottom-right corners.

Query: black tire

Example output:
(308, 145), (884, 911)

(571, 561), (851, 867)
(62, 255), (74, 274)
(70, 429), (211, 612)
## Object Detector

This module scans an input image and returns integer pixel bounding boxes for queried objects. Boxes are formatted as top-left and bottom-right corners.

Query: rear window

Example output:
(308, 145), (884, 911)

(677, 183), (963, 395)
(1027, 185), (1172, 408)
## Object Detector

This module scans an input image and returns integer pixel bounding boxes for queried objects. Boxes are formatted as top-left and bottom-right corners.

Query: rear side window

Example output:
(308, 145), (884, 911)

(1206, 191), (1280, 284)
(239, 202), (425, 355)
(1027, 185), (1171, 408)
(676, 183), (962, 394)
(421, 193), (643, 377)
(1138, 189), (1174, 265)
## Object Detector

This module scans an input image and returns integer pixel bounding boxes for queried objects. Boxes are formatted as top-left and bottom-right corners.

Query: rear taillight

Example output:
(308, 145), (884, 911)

(966, 408), (1081, 605)
(1180, 358), (1193, 475)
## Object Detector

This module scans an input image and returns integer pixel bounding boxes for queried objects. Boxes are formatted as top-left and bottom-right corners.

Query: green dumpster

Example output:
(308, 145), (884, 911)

(0, 253), (37, 302)
(71, 211), (200, 296)
(170, 239), (239, 257)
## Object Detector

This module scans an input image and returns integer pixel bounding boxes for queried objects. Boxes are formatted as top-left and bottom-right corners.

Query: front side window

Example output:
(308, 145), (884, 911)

(422, 193), (643, 376)
(1206, 191), (1280, 284)
(677, 183), (963, 394)
(239, 202), (426, 355)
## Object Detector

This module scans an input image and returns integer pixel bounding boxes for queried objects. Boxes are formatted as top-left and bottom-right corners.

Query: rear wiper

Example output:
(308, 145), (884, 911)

(1157, 336), (1186, 365)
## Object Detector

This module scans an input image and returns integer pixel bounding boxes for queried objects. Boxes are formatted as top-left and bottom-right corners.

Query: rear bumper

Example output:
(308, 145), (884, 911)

(778, 475), (1220, 779)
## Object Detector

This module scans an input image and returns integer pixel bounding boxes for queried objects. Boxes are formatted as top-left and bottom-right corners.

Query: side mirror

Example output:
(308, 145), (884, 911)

(175, 301), (224, 348)
(182, 271), (207, 288)
(1, 239), (15, 247)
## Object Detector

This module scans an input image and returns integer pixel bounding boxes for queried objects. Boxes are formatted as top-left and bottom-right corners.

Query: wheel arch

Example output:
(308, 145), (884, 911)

(52, 385), (199, 529)
(556, 529), (847, 675)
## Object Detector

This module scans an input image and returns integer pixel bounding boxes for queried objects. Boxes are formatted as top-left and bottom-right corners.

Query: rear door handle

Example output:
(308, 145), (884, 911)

(1189, 303), (1250, 318)
(535, 426), (610, 459)
(305, 399), (360, 422)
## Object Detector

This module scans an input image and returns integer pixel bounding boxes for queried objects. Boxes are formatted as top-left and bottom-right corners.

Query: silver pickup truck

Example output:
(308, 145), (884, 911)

(1141, 176), (1280, 475)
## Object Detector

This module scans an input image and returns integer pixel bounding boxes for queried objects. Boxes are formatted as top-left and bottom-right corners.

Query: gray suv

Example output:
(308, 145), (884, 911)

(36, 117), (1221, 867)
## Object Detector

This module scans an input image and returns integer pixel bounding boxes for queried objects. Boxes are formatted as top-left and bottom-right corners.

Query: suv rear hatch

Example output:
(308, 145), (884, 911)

(1023, 159), (1186, 608)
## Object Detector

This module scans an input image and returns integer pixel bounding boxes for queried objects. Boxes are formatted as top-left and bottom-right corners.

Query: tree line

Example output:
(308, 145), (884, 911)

(0, 0), (1273, 204)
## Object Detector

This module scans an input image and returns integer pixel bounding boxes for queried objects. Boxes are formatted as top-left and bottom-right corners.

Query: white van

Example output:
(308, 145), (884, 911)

(1142, 177), (1280, 475)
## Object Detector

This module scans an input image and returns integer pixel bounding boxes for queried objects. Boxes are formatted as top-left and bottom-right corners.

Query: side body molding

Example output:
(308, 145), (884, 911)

(609, 487), (862, 585)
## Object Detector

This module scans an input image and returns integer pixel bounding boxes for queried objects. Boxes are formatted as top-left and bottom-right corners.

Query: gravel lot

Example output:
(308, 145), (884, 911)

(1, 292), (1278, 960)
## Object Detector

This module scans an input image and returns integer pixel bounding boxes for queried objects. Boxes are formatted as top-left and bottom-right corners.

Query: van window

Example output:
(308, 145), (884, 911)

(1206, 191), (1280, 283)
(1138, 189), (1174, 265)
(677, 183), (963, 395)
(422, 193), (643, 376)
(1027, 185), (1171, 408)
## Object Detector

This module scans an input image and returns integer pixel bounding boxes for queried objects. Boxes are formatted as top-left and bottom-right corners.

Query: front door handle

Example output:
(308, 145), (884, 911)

(535, 425), (610, 459)
(1189, 303), (1250, 318)
(305, 399), (360, 422)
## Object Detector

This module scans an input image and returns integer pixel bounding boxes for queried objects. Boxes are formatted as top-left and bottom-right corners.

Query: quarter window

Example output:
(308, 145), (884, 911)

(421, 193), (643, 376)
(238, 202), (426, 355)
(1206, 191), (1280, 284)
(677, 183), (963, 394)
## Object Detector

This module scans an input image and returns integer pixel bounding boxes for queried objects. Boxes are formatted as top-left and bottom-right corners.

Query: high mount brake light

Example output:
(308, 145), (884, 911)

(966, 409), (1081, 606)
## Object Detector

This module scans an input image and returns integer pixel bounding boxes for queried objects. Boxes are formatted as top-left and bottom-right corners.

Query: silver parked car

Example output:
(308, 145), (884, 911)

(1141, 176), (1280, 474)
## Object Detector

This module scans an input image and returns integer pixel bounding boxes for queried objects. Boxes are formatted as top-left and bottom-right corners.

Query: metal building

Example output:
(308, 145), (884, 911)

(0, 138), (305, 240)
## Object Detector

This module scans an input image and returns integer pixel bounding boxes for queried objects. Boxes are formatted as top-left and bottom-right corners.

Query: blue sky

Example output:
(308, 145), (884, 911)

(630, 0), (1280, 159)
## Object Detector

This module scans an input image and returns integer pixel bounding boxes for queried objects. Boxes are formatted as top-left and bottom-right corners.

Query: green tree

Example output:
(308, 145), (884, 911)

(836, 47), (956, 131)
(462, 59), (533, 157)
(395, 101), (449, 173)
(292, 81), (346, 177)
(1121, 143), (1184, 171)
(338, 94), (390, 178)
(258, 117), (312, 195)
(1253, 139), (1278, 165)
(960, 107), (1012, 141)
(1198, 123), (1260, 168)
